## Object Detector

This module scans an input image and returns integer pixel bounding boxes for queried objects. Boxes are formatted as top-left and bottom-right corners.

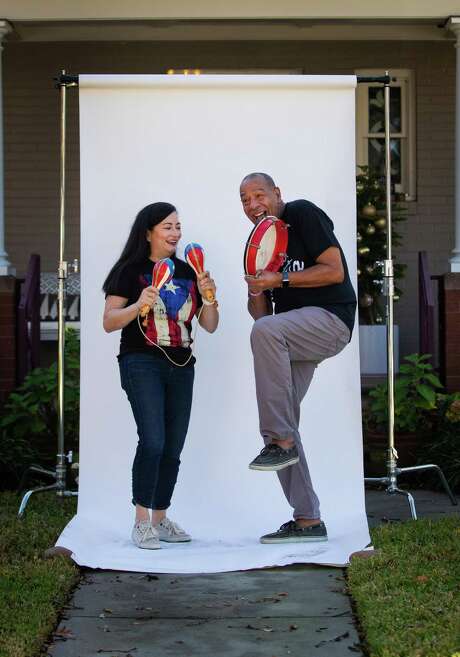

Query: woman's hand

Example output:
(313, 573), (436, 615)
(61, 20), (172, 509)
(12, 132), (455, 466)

(136, 286), (159, 312)
(196, 271), (218, 333)
(196, 271), (216, 301)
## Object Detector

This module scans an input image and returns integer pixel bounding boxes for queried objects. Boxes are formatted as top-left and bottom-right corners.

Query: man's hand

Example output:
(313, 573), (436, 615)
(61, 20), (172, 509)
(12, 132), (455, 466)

(245, 270), (281, 295)
(246, 271), (273, 320)
(245, 247), (345, 294)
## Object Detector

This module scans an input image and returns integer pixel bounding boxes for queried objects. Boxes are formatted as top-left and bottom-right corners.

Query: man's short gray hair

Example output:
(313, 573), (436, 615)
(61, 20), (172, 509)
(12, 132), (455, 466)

(240, 172), (276, 188)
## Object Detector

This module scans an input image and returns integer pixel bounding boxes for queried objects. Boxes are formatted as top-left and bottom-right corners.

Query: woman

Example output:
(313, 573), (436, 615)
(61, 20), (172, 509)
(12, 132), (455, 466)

(103, 202), (218, 549)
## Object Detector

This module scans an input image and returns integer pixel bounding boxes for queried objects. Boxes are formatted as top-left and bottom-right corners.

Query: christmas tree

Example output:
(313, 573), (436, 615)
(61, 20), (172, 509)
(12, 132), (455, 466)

(356, 166), (406, 324)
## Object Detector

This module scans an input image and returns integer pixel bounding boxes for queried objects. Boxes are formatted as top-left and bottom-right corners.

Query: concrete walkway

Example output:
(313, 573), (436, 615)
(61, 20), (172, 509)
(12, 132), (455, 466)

(366, 487), (460, 527)
(47, 488), (459, 657)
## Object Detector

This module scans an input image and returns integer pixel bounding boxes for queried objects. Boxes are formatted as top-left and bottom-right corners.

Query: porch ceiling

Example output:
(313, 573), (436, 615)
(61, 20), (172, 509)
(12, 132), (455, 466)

(1, 0), (460, 21)
(4, 18), (456, 42)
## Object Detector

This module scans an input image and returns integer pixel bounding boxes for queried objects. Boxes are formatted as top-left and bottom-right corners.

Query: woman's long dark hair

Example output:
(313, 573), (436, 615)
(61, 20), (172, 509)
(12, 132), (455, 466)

(103, 202), (176, 294)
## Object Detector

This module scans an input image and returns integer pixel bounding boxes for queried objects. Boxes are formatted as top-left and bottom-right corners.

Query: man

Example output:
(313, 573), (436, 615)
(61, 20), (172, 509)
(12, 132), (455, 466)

(240, 172), (357, 544)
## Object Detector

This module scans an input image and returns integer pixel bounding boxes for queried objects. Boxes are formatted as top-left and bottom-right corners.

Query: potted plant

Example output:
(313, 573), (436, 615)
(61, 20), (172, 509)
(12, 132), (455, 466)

(356, 166), (407, 374)
(363, 353), (443, 475)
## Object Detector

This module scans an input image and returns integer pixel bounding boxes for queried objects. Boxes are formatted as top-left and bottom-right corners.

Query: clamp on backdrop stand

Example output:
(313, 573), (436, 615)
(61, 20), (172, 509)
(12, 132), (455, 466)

(18, 71), (79, 517)
(357, 73), (457, 519)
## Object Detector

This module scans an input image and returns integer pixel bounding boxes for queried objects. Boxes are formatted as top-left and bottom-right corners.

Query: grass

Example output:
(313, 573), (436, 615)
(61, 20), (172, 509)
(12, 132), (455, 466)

(0, 492), (79, 657)
(348, 516), (460, 657)
(1, 491), (459, 657)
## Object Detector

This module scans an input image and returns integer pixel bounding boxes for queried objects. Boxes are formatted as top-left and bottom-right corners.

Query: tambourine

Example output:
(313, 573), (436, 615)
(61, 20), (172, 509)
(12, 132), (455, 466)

(243, 216), (289, 276)
(139, 257), (175, 324)
(184, 242), (216, 304)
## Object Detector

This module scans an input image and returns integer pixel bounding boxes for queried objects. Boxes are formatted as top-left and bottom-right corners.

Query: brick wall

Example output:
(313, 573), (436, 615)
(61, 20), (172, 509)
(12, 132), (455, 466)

(2, 39), (457, 359)
(0, 275), (16, 403)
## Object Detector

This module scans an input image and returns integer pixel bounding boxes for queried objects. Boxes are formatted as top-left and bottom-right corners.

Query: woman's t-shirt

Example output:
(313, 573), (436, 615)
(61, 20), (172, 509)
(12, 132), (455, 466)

(106, 255), (202, 363)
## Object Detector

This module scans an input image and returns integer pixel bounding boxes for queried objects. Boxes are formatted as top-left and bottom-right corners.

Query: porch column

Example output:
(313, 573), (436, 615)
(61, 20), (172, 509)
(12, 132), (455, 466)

(0, 20), (12, 275)
(448, 17), (460, 272)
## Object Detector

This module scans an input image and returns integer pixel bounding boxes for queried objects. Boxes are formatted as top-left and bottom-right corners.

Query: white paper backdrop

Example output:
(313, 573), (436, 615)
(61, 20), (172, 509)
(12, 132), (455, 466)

(56, 74), (370, 572)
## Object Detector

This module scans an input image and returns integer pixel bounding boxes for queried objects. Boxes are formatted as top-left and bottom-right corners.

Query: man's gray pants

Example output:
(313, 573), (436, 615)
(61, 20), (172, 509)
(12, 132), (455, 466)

(250, 306), (351, 520)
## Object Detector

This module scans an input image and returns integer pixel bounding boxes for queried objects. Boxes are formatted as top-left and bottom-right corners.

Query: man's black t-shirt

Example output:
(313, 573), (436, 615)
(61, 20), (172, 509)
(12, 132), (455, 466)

(105, 255), (202, 364)
(272, 200), (357, 334)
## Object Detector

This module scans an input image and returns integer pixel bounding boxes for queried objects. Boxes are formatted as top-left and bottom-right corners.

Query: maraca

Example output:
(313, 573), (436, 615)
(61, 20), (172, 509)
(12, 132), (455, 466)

(139, 258), (175, 326)
(184, 243), (215, 304)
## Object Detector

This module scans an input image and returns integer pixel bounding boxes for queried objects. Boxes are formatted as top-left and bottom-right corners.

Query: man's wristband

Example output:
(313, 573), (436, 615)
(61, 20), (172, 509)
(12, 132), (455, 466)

(201, 296), (215, 306)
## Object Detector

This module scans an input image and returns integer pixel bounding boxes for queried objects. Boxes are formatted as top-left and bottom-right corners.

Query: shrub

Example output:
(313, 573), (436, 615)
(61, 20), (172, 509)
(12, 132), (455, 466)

(366, 354), (443, 433)
(423, 392), (460, 492)
(0, 329), (80, 489)
(364, 354), (460, 491)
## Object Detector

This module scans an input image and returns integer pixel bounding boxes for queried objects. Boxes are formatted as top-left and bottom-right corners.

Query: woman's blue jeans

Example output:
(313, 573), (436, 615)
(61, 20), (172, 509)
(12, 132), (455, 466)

(119, 352), (194, 510)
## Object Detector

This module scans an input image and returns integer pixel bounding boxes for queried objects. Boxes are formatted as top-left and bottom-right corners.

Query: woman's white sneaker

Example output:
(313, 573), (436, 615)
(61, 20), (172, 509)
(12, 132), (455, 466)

(156, 517), (191, 542)
(132, 520), (161, 549)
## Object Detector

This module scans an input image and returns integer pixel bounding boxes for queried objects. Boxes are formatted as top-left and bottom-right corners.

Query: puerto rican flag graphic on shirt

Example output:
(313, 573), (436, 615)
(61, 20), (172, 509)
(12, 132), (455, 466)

(140, 273), (198, 348)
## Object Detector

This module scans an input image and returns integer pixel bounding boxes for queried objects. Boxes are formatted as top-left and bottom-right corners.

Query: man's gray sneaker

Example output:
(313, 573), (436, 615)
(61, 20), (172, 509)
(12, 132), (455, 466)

(260, 520), (328, 544)
(155, 517), (191, 543)
(132, 520), (161, 549)
(249, 443), (299, 471)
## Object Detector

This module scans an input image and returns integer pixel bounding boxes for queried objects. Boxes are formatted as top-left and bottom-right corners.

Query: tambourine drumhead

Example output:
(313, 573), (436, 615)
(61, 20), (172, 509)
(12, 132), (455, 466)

(244, 216), (289, 276)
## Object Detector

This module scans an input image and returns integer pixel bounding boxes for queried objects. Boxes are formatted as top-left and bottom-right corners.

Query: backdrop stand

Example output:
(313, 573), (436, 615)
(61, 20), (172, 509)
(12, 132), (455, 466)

(49, 72), (371, 570)
(17, 72), (457, 520)
(359, 73), (458, 519)
(18, 72), (79, 518)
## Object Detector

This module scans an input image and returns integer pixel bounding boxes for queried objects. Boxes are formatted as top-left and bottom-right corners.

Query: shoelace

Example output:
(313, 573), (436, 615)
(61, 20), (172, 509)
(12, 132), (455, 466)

(160, 518), (185, 535)
(136, 522), (157, 541)
(279, 520), (298, 533)
(260, 444), (284, 456)
(278, 520), (322, 533)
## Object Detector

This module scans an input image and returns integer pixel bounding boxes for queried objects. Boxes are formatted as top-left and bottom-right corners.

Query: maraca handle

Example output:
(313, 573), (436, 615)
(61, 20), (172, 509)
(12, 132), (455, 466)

(203, 289), (215, 303)
(139, 303), (150, 318)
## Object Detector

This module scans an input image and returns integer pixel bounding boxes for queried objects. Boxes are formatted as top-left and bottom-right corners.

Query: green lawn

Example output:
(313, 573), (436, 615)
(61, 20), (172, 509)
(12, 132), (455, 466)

(0, 492), (79, 657)
(348, 516), (460, 657)
(1, 491), (459, 657)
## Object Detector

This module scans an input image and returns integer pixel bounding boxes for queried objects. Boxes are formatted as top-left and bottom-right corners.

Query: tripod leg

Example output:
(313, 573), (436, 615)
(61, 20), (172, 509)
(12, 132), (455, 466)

(17, 464), (56, 493)
(365, 477), (390, 486)
(432, 466), (458, 506)
(392, 487), (417, 520)
(29, 465), (56, 477)
(18, 484), (59, 519)
(399, 464), (458, 507)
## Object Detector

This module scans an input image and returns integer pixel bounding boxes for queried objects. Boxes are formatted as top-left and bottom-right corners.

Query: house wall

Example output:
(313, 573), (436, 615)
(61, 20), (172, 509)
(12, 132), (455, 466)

(2, 40), (456, 357)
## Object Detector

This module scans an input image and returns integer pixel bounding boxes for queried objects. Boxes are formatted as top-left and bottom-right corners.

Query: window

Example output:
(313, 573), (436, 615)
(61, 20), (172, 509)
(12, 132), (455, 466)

(356, 69), (416, 200)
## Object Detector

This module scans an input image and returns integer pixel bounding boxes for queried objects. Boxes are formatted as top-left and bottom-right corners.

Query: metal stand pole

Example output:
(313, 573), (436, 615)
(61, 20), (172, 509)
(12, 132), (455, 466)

(363, 72), (457, 519)
(18, 72), (79, 518)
